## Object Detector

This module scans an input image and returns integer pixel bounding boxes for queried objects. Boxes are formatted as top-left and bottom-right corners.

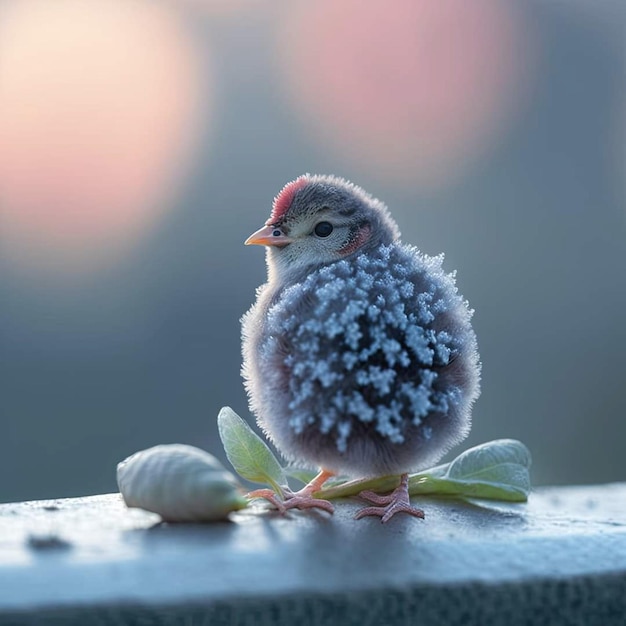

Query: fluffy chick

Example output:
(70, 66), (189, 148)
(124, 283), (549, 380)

(241, 174), (480, 521)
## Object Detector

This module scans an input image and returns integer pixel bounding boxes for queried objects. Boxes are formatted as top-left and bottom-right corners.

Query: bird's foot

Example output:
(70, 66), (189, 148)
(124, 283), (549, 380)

(281, 490), (335, 514)
(247, 469), (335, 515)
(282, 468), (335, 513)
(246, 488), (287, 513)
(355, 474), (424, 523)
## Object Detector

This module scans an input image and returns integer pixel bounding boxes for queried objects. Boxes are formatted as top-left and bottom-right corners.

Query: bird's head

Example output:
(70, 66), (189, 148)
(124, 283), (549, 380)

(245, 174), (401, 283)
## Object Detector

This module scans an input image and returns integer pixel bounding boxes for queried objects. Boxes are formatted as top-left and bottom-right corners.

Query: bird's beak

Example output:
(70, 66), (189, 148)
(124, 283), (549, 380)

(244, 225), (293, 247)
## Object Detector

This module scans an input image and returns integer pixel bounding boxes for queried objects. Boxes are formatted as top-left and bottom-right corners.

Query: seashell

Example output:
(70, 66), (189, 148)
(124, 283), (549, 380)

(117, 444), (247, 522)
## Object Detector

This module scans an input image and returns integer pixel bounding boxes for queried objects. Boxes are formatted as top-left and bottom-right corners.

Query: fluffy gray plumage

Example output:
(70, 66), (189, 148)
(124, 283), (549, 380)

(242, 175), (480, 478)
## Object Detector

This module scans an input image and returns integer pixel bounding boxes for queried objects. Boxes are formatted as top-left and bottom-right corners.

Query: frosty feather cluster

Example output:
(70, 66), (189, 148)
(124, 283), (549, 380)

(244, 243), (481, 476)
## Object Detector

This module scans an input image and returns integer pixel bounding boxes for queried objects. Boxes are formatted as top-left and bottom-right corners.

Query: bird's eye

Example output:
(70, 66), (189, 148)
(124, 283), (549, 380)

(314, 221), (333, 237)
(272, 229), (282, 237)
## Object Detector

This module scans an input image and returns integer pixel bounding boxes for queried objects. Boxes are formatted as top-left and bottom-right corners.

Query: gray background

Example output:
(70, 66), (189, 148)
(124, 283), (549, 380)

(0, 0), (624, 503)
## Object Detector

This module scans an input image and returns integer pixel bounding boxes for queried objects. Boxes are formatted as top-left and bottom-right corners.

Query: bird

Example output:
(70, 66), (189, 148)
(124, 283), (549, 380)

(241, 174), (480, 522)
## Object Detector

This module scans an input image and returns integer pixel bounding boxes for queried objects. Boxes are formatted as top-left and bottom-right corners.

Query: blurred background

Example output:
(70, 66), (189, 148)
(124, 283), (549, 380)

(0, 0), (624, 503)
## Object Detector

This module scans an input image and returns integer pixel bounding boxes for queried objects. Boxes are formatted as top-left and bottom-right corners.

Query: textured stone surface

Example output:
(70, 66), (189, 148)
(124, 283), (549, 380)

(1, 483), (625, 625)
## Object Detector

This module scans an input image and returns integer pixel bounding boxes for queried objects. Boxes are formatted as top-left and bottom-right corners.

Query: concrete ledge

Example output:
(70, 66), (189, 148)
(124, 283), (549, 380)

(1, 483), (625, 625)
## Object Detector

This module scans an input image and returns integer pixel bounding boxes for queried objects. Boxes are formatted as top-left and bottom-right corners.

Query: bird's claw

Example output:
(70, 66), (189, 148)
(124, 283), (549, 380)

(354, 501), (425, 523)
(283, 493), (335, 514)
(355, 474), (424, 523)
(247, 488), (287, 513)
(246, 488), (334, 515)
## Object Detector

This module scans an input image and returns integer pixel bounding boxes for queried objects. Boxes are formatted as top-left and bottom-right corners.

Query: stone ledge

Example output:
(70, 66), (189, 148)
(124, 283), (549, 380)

(1, 483), (625, 625)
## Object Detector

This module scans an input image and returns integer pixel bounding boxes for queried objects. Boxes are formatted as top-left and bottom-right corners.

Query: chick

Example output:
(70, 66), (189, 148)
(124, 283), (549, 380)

(241, 175), (480, 521)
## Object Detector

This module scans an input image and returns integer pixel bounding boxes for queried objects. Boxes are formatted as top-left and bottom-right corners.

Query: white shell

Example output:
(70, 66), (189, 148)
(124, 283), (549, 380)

(117, 444), (246, 522)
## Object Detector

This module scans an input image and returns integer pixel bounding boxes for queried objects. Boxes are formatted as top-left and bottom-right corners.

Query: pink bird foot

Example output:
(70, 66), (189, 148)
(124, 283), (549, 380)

(247, 469), (335, 515)
(246, 488), (288, 513)
(355, 473), (424, 523)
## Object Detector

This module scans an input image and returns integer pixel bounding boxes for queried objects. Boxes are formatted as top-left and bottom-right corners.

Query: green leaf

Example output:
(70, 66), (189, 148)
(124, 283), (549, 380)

(284, 466), (318, 485)
(317, 439), (532, 503)
(316, 475), (402, 500)
(410, 439), (532, 502)
(217, 407), (286, 493)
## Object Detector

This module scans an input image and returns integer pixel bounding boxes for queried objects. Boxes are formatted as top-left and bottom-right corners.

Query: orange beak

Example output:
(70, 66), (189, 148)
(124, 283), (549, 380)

(244, 224), (293, 247)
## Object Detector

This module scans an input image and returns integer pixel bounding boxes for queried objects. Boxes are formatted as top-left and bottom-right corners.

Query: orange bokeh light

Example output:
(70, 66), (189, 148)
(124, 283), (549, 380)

(0, 0), (206, 273)
(278, 0), (533, 189)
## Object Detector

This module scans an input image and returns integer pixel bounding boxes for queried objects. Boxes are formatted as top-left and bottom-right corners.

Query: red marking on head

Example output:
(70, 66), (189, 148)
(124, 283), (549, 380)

(339, 224), (371, 256)
(266, 176), (310, 225)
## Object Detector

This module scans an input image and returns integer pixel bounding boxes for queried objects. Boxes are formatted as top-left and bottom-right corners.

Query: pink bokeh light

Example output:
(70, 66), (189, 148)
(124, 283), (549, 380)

(278, 0), (534, 189)
(0, 0), (206, 274)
